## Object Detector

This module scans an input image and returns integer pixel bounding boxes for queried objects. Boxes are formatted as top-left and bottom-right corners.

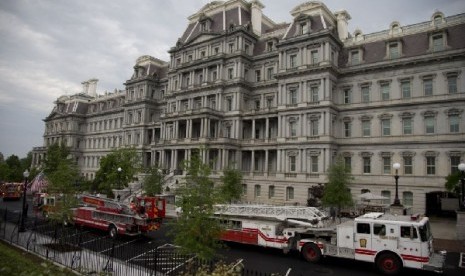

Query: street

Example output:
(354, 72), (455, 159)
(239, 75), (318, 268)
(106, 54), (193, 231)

(1, 197), (463, 276)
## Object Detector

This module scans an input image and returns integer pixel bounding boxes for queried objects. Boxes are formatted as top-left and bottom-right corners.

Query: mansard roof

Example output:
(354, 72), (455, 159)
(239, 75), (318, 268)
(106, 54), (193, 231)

(340, 18), (465, 68)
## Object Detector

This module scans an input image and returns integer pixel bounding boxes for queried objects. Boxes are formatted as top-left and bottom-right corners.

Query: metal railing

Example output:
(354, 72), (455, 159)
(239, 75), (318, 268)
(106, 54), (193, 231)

(0, 208), (286, 276)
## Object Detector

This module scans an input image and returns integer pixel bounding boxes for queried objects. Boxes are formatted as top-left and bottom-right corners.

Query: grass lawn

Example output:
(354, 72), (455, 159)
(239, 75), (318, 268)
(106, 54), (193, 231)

(0, 240), (73, 276)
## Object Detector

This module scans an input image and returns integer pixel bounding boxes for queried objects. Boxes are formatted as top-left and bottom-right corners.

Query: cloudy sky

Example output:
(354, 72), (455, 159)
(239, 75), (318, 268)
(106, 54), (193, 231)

(1, 0), (464, 159)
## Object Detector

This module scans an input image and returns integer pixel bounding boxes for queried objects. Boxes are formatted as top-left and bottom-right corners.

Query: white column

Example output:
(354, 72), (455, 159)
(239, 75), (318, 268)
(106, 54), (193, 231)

(265, 118), (269, 139)
(265, 150), (269, 173)
(251, 150), (255, 172)
(252, 119), (256, 139)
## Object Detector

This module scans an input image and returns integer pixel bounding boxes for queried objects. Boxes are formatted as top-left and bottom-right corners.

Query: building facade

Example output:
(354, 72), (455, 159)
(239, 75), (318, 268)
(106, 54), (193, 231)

(32, 1), (465, 214)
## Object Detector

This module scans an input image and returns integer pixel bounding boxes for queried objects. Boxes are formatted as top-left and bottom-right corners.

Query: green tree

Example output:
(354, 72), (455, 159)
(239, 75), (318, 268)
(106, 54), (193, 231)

(43, 143), (80, 223)
(143, 166), (164, 196)
(44, 143), (70, 175)
(171, 153), (223, 260)
(5, 155), (23, 182)
(307, 183), (324, 207)
(322, 156), (354, 217)
(219, 165), (242, 203)
(0, 152), (35, 183)
(94, 147), (140, 197)
(445, 172), (461, 193)
(445, 171), (462, 208)
(0, 162), (9, 182)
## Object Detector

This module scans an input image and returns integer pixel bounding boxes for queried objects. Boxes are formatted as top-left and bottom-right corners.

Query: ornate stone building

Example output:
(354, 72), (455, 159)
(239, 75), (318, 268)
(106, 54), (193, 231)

(32, 1), (465, 214)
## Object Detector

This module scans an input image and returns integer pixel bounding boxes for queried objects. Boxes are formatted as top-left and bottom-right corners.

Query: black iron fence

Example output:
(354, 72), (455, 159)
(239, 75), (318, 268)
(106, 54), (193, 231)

(0, 208), (286, 276)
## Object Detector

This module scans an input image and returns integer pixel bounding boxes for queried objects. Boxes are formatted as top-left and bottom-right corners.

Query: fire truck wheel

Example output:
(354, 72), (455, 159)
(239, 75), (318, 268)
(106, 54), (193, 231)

(109, 225), (118, 239)
(301, 243), (321, 263)
(376, 252), (402, 275)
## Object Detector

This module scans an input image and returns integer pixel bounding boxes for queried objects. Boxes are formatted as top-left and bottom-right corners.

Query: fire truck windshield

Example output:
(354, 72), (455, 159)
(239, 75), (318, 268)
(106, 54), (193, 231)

(419, 221), (432, 242)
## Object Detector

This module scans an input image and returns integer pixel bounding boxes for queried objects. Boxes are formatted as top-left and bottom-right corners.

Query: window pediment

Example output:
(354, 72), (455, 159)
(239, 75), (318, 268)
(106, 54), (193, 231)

(401, 151), (416, 157)
(287, 150), (299, 156)
(378, 113), (393, 120)
(360, 152), (373, 157)
(399, 112), (415, 118)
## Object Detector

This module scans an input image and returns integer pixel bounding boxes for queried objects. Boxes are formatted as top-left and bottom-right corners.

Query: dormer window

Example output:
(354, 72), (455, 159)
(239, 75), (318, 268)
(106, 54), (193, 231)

(387, 41), (402, 59)
(354, 29), (364, 42)
(295, 14), (311, 36)
(432, 12), (445, 26)
(300, 22), (309, 34)
(349, 48), (363, 65)
(266, 41), (274, 52)
(392, 24), (400, 34)
(198, 14), (212, 32)
(201, 22), (207, 32)
(430, 31), (447, 52)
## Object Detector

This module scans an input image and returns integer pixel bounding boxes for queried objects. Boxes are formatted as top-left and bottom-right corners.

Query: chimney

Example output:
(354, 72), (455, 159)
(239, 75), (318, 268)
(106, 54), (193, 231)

(87, 79), (98, 97)
(251, 0), (264, 36)
(81, 80), (89, 94)
(334, 10), (351, 41)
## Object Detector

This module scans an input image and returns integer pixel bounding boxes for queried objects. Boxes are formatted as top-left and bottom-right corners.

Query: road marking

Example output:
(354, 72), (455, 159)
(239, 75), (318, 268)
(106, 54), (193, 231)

(99, 238), (142, 254)
(80, 235), (107, 245)
(459, 252), (464, 268)
(126, 243), (178, 262)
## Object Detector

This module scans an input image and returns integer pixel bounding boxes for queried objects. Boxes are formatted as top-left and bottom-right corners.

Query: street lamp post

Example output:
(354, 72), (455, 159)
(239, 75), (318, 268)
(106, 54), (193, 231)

(391, 163), (402, 206)
(117, 167), (122, 189)
(19, 169), (30, 232)
(458, 163), (465, 210)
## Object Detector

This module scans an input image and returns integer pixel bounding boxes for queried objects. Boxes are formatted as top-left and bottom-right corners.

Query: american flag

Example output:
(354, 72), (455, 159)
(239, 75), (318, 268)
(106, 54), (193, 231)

(29, 171), (48, 193)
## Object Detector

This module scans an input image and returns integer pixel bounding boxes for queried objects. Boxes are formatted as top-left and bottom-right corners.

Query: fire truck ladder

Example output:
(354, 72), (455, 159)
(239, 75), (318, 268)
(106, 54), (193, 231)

(80, 194), (124, 210)
(214, 204), (327, 227)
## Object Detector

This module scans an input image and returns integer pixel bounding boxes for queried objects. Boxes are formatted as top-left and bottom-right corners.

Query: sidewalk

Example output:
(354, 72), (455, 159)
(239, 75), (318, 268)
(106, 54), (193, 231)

(429, 217), (465, 253)
(0, 221), (156, 276)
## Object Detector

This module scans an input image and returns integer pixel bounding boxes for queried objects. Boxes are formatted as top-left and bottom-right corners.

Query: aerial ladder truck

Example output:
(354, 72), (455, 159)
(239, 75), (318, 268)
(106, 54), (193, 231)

(214, 204), (445, 275)
(37, 193), (166, 238)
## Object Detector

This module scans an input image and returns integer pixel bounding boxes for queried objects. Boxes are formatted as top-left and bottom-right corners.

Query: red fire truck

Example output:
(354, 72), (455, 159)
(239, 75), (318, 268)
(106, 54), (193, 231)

(35, 193), (166, 238)
(214, 205), (446, 275)
(1, 182), (23, 200)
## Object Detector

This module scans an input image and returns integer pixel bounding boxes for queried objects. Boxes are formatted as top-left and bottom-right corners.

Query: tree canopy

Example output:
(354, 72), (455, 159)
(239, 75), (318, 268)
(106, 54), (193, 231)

(171, 152), (223, 260)
(219, 165), (242, 203)
(322, 155), (354, 214)
(445, 171), (462, 195)
(0, 151), (37, 183)
(93, 147), (140, 197)
(143, 166), (164, 196)
(43, 143), (80, 222)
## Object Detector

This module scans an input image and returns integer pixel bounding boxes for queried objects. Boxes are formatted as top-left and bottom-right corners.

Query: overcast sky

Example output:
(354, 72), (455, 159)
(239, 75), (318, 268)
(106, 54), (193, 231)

(1, 0), (464, 159)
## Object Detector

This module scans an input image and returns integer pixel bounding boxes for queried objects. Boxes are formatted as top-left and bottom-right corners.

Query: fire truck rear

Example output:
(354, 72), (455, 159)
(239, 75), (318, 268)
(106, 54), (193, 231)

(73, 194), (166, 238)
(214, 205), (446, 275)
(1, 182), (23, 200)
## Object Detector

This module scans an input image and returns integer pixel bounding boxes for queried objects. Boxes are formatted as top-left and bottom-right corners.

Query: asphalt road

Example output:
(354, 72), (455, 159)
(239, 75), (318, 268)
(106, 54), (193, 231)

(1, 197), (464, 276)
